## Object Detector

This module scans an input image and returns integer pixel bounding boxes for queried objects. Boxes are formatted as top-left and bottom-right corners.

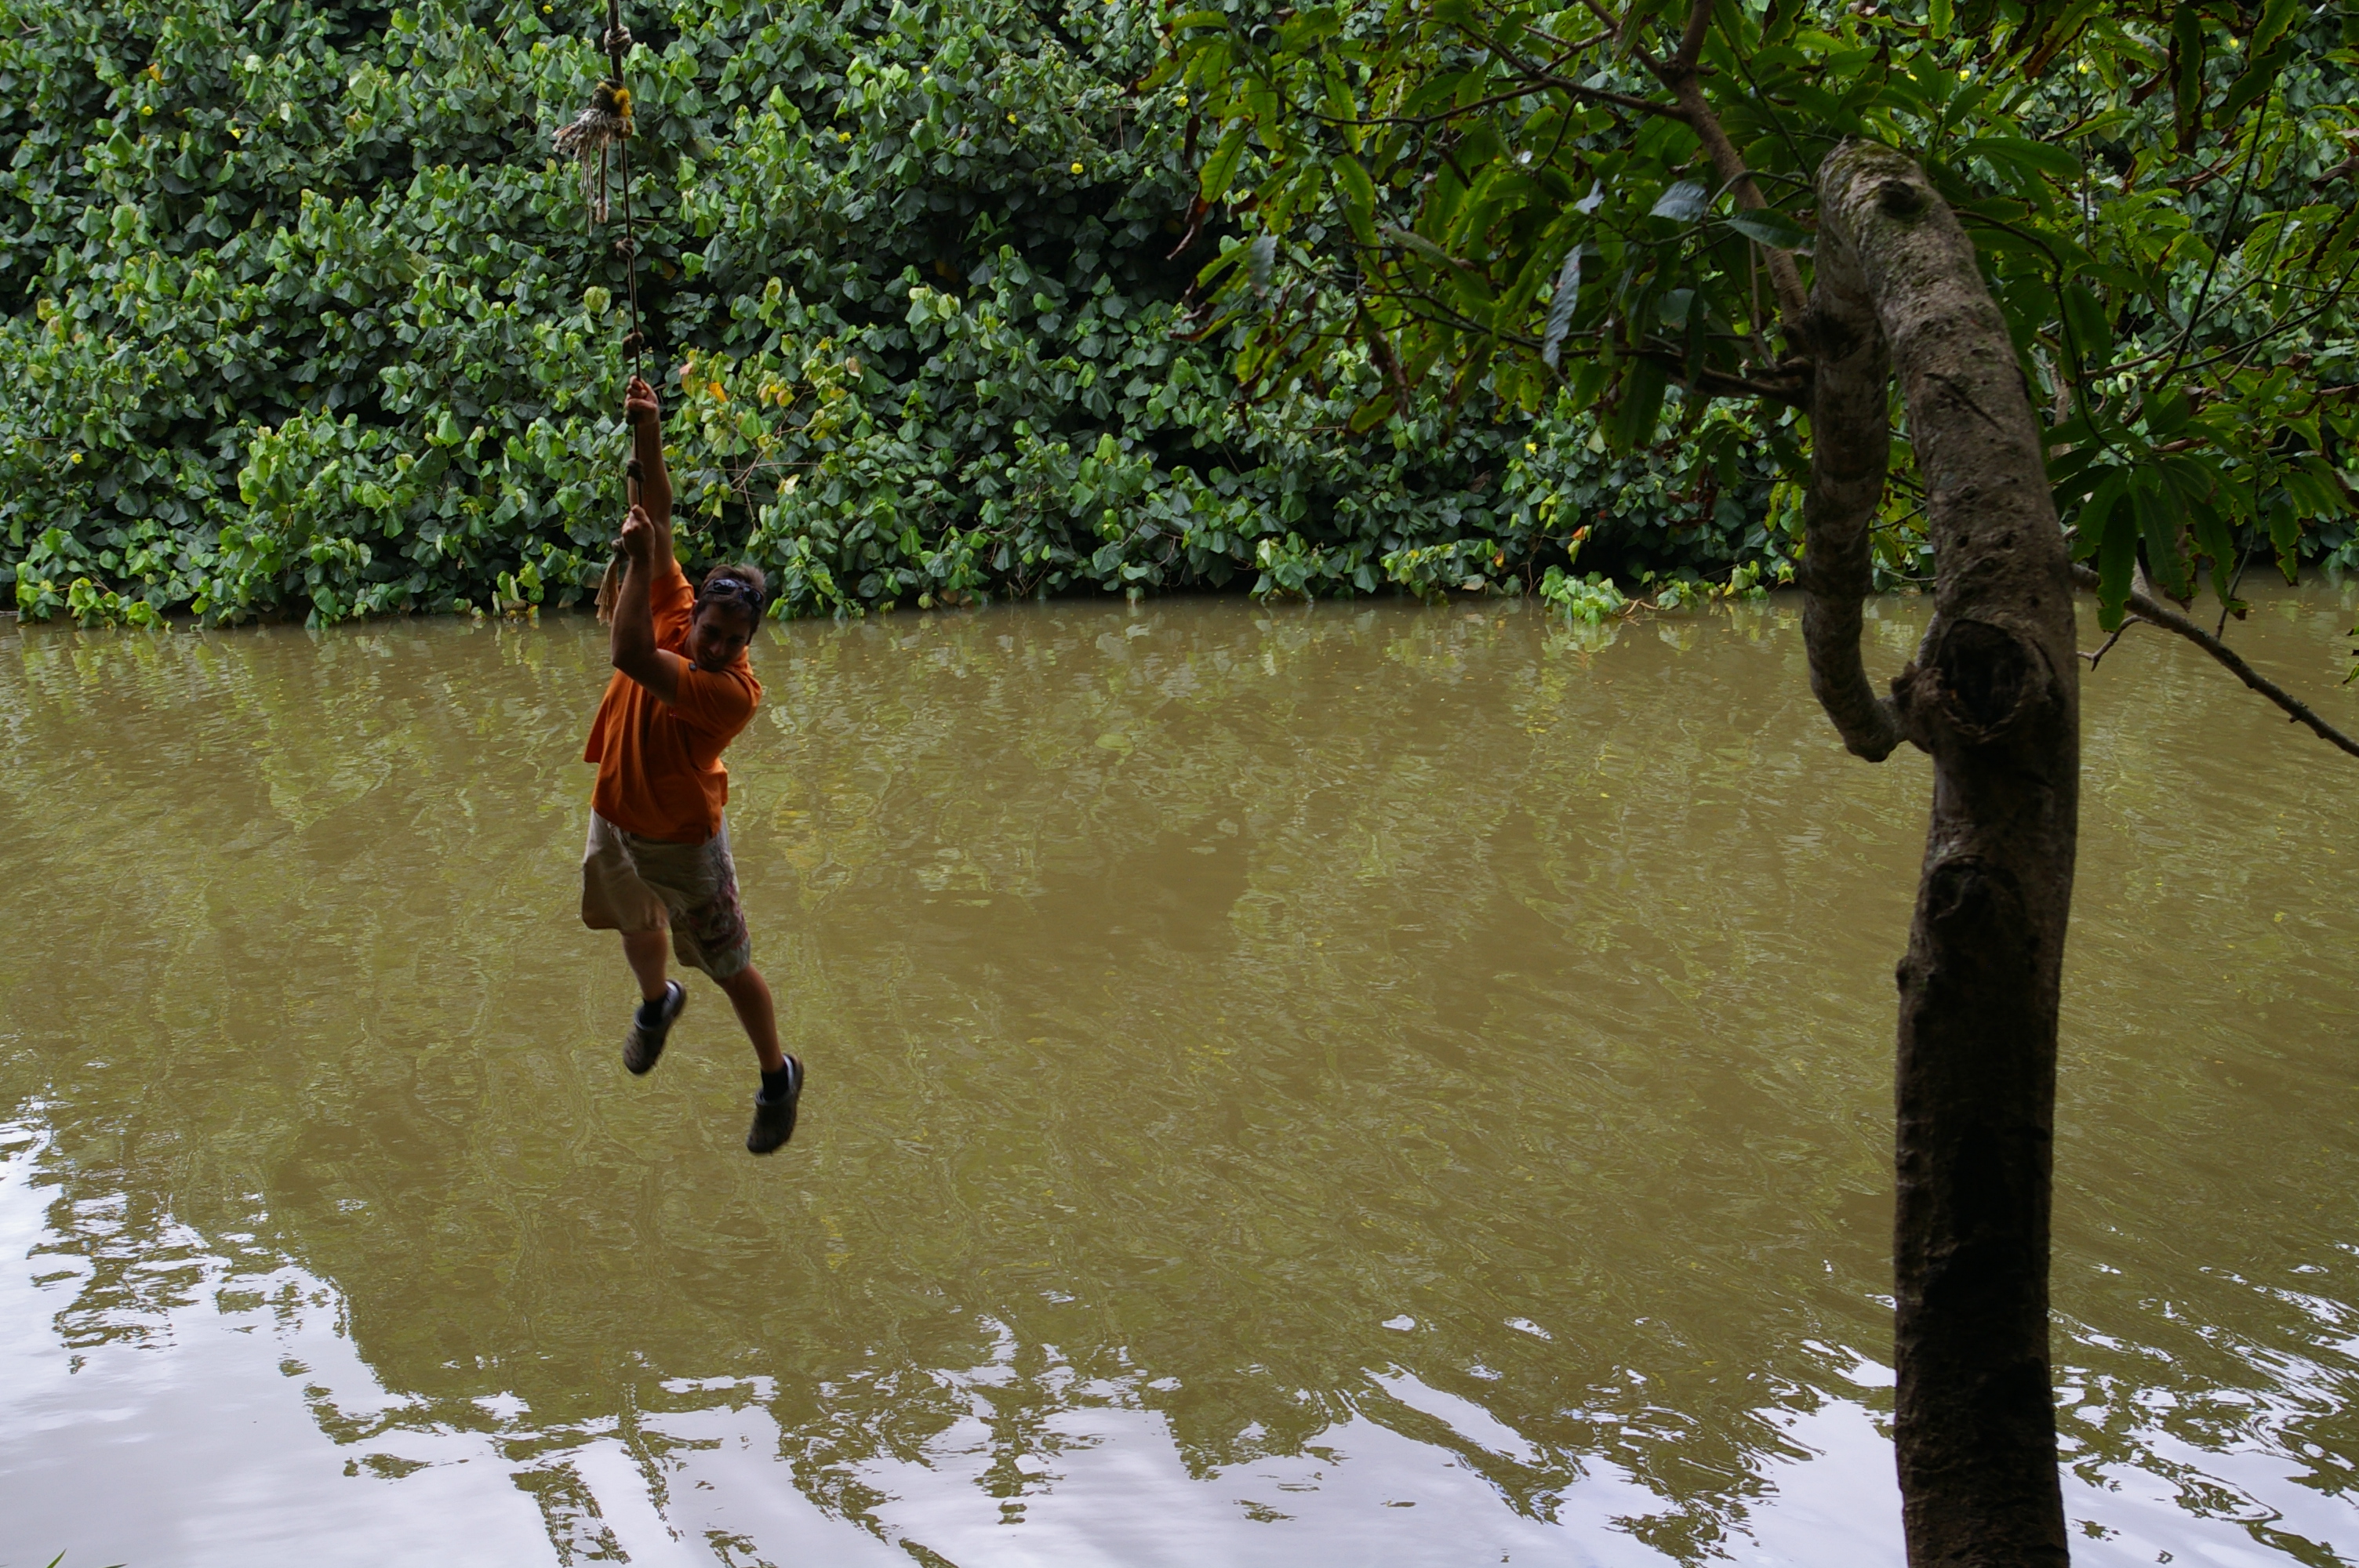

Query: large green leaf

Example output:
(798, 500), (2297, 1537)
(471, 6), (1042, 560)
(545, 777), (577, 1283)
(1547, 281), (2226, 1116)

(2095, 481), (2139, 631)
(1200, 123), (1250, 204)
(1650, 181), (1710, 223)
(1961, 136), (2082, 183)
(2135, 477), (2193, 602)
(1541, 246), (1583, 369)
(1610, 357), (1670, 452)
(1722, 208), (1813, 251)
(1336, 154), (1379, 246)
(2059, 281), (2111, 372)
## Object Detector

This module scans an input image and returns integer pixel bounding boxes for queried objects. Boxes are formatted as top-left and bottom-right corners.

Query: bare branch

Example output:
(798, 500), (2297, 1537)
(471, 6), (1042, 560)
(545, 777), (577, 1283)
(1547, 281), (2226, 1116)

(2077, 621), (2130, 669)
(1573, 0), (1623, 46)
(1521, 23), (1615, 56)
(1671, 0), (1712, 71)
(2071, 563), (2359, 759)
(1332, 79), (1670, 129)
(1443, 27), (1689, 123)
(2160, 95), (2272, 384)
(1627, 346), (1811, 408)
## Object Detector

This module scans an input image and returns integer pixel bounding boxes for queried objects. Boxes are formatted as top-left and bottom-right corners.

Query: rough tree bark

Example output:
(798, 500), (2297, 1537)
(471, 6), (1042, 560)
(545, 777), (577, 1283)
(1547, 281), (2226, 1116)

(1801, 141), (2079, 1566)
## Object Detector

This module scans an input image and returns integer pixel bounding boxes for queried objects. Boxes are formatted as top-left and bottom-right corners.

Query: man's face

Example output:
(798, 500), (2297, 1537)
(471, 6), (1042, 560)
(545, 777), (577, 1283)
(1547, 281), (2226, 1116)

(688, 604), (753, 672)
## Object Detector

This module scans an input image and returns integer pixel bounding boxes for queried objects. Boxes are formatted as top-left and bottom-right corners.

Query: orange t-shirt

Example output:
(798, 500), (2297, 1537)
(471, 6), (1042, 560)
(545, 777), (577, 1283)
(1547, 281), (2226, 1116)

(581, 557), (762, 844)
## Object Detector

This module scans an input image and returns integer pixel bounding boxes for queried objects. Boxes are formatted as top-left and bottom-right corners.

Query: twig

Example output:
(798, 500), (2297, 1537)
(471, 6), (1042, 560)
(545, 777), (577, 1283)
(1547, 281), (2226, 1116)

(2078, 622), (2131, 668)
(2072, 562), (2359, 758)
(2214, 532), (2253, 638)
(2159, 94), (2271, 386)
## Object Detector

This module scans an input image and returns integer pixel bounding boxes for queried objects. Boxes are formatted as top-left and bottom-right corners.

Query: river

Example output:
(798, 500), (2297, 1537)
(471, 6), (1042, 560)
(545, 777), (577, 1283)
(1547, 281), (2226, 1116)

(1, 587), (2354, 1566)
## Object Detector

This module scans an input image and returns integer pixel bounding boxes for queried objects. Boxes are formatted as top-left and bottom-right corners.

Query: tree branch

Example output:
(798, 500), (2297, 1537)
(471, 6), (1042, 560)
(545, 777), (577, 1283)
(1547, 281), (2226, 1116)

(1794, 187), (1903, 760)
(1649, 0), (1809, 337)
(1671, 0), (1712, 71)
(1340, 75), (1680, 129)
(1628, 346), (1810, 408)
(2070, 563), (2359, 759)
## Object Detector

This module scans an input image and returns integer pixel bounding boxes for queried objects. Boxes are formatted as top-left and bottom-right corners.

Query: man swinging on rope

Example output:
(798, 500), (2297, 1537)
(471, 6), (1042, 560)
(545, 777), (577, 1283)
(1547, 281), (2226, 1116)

(579, 374), (804, 1154)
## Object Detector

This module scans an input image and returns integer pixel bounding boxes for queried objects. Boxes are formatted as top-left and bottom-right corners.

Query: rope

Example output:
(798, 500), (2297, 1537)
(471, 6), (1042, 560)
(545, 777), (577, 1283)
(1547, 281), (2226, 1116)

(591, 0), (642, 623)
(620, 143), (642, 383)
(604, 0), (645, 383)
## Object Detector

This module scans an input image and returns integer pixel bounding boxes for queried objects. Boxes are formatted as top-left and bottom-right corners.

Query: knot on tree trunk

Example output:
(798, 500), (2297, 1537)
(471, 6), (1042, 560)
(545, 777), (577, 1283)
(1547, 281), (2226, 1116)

(1875, 177), (1928, 220)
(1896, 617), (2059, 750)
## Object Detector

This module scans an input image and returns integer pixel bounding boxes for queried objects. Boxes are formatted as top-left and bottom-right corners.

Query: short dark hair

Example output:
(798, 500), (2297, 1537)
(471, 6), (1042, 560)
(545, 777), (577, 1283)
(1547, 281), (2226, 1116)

(694, 564), (768, 631)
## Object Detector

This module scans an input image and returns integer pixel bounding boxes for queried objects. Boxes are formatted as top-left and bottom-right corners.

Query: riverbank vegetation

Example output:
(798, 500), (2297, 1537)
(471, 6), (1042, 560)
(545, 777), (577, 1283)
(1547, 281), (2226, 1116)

(3, 0), (1799, 626)
(16, 0), (2349, 632)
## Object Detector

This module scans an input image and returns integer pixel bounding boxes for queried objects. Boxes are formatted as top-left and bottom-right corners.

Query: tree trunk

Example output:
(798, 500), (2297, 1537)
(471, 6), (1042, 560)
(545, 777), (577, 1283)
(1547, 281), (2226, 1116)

(1801, 142), (2079, 1567)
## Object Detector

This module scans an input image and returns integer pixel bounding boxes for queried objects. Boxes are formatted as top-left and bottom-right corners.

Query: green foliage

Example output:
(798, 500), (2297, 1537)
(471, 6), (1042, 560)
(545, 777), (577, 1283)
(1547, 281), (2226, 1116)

(0, 0), (1776, 626)
(1536, 564), (1627, 622)
(1165, 0), (2359, 633)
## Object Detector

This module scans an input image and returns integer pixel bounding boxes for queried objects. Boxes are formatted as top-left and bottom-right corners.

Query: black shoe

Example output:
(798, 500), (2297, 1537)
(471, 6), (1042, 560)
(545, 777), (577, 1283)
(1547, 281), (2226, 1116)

(747, 1056), (804, 1155)
(623, 980), (685, 1076)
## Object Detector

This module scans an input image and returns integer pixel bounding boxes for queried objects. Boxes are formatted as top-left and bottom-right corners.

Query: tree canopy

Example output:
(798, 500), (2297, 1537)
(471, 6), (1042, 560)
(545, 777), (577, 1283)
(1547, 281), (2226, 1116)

(1164, 0), (2359, 640)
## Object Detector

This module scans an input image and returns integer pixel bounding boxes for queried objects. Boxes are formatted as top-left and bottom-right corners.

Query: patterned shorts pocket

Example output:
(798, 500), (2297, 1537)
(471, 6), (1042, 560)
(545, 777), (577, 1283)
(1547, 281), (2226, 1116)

(678, 849), (749, 966)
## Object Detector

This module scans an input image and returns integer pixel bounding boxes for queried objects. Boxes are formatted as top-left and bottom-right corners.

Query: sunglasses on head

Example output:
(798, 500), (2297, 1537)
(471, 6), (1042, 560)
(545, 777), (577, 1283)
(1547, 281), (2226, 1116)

(697, 578), (759, 607)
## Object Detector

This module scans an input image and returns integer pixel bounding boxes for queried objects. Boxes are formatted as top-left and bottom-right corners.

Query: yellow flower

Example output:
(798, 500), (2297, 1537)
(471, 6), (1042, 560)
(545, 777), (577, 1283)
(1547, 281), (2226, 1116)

(1176, 94), (1188, 108)
(1957, 67), (1971, 79)
(1071, 160), (1085, 174)
(1525, 442), (1537, 455)
(1007, 112), (1018, 123)
(69, 452), (83, 464)
(838, 131), (852, 143)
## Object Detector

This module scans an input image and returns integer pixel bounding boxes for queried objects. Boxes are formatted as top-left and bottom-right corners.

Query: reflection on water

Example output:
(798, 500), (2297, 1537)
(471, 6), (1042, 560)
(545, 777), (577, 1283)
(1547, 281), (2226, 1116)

(0, 587), (2354, 1566)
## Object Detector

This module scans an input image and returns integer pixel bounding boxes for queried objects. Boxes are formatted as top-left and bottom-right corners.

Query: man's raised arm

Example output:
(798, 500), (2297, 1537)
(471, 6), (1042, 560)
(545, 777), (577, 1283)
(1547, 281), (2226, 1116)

(623, 374), (674, 561)
(609, 505), (685, 705)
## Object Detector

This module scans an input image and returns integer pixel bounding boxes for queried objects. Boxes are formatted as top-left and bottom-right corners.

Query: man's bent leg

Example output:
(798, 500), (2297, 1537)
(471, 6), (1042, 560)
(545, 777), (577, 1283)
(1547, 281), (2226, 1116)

(621, 927), (671, 1001)
(714, 964), (785, 1073)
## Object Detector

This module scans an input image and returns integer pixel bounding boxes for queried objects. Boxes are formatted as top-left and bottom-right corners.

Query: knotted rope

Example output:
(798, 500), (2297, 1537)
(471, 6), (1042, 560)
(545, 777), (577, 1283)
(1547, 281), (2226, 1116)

(562, 0), (646, 623)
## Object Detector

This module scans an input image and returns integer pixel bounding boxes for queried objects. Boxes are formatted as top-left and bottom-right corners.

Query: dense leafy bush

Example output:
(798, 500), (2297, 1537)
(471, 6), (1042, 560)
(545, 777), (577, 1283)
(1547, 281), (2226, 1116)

(0, 0), (1781, 626)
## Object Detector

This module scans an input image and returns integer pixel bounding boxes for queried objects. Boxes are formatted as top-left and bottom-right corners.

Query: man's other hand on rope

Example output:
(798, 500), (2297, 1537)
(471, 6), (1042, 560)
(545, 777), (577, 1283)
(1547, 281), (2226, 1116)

(621, 374), (671, 524)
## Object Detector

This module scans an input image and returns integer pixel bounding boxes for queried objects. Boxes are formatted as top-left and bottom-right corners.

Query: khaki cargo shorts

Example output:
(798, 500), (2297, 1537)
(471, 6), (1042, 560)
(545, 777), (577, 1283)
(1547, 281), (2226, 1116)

(580, 811), (752, 980)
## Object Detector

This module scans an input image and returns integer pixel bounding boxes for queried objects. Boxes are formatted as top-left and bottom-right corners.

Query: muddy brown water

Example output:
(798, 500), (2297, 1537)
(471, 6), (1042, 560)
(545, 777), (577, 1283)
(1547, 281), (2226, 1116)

(2, 587), (2355, 1567)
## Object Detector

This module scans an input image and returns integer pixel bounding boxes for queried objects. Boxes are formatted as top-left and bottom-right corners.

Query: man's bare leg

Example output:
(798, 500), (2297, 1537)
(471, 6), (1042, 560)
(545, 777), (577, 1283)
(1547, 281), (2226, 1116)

(621, 927), (670, 1000)
(714, 964), (785, 1073)
(724, 963), (800, 1153)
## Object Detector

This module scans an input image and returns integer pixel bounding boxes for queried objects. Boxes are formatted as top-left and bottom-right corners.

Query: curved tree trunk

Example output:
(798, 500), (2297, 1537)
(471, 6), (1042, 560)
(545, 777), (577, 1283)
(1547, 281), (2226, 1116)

(1801, 142), (2079, 1566)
